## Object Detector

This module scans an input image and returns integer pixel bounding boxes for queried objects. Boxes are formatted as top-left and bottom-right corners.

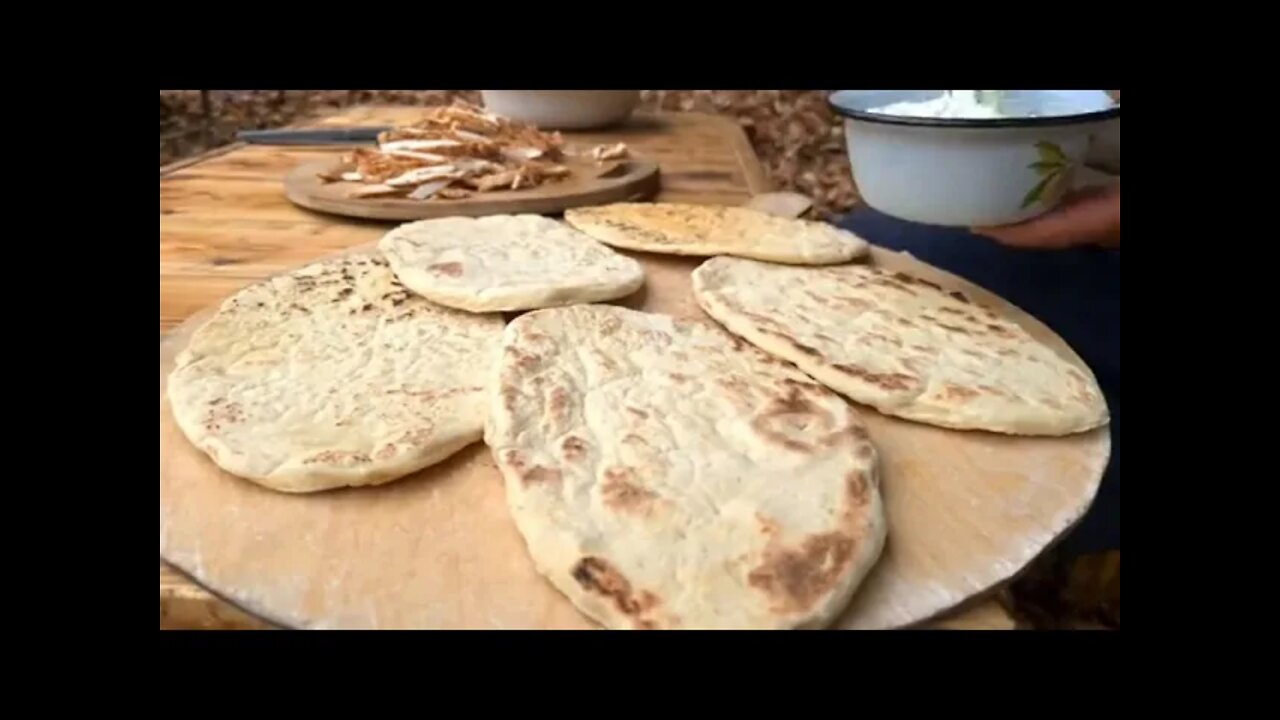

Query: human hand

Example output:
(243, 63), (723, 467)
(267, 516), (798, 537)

(973, 183), (1120, 250)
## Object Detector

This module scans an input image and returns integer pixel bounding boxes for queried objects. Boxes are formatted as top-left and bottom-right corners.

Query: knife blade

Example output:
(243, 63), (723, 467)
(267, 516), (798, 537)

(235, 126), (392, 146)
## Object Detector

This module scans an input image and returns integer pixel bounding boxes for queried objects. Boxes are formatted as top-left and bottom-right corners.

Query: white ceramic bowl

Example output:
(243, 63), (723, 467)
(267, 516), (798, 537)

(480, 90), (641, 130)
(828, 90), (1120, 227)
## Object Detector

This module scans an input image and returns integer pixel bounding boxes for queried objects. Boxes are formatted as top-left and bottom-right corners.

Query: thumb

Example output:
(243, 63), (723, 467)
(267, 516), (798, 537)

(974, 185), (1120, 249)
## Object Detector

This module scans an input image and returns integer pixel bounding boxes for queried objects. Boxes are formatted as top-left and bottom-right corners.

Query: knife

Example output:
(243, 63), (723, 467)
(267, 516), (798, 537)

(235, 126), (392, 146)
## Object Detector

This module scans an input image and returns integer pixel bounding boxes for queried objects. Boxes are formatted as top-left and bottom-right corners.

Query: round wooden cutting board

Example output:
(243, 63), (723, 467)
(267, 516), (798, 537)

(159, 245), (1110, 630)
(283, 158), (660, 221)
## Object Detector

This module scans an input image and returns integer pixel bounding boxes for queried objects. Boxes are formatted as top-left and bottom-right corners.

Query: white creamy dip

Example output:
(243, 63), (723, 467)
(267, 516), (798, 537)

(868, 91), (1011, 119)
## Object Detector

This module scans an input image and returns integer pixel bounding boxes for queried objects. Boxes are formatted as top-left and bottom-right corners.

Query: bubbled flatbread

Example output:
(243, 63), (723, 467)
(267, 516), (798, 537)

(486, 304), (886, 630)
(692, 257), (1108, 436)
(167, 252), (505, 493)
(563, 202), (868, 265)
(378, 215), (645, 313)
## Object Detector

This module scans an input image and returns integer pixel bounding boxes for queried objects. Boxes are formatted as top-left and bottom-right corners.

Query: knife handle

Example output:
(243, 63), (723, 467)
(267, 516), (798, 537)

(235, 127), (387, 145)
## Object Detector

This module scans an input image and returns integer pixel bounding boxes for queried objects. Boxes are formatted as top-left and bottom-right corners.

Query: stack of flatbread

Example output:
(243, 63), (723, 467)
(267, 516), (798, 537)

(167, 196), (1108, 629)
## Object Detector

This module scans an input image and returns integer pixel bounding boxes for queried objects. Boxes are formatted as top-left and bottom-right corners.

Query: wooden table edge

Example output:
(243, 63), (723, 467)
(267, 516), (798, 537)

(160, 560), (1017, 630)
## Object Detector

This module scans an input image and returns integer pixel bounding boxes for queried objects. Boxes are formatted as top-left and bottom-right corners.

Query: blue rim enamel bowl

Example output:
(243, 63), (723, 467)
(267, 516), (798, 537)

(828, 91), (1120, 227)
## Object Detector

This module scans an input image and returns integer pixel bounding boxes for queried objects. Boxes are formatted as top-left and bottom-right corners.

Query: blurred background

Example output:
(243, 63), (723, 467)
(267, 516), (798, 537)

(159, 89), (1118, 629)
(160, 90), (862, 220)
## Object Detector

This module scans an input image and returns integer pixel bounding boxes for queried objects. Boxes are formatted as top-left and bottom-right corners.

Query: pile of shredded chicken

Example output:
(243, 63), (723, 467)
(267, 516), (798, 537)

(317, 101), (627, 201)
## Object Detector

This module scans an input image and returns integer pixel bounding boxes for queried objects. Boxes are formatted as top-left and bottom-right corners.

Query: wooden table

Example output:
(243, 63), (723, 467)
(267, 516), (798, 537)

(159, 105), (1019, 630)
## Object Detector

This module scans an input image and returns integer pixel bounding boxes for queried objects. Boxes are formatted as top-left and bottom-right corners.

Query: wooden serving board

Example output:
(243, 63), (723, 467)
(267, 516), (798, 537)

(283, 157), (660, 221)
(159, 243), (1109, 630)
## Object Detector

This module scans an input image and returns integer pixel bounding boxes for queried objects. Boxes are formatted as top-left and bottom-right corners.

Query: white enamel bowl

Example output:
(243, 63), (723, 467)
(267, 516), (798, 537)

(480, 90), (641, 130)
(829, 90), (1120, 227)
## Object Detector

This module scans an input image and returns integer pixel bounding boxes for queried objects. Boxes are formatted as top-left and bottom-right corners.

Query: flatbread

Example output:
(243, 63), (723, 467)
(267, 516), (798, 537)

(692, 257), (1108, 436)
(563, 202), (868, 265)
(167, 252), (505, 493)
(486, 304), (885, 629)
(378, 215), (645, 313)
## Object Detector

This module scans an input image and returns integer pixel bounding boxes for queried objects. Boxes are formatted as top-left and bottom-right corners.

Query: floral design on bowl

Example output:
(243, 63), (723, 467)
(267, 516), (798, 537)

(1022, 141), (1074, 210)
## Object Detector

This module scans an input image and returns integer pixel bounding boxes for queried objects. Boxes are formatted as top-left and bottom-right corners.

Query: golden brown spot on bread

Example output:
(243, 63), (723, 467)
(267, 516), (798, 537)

(937, 322), (970, 335)
(942, 384), (980, 401)
(520, 465), (562, 487)
(501, 387), (519, 411)
(202, 400), (245, 431)
(506, 347), (541, 371)
(626, 406), (648, 419)
(749, 466), (876, 616)
(748, 530), (856, 615)
(750, 387), (837, 453)
(755, 513), (781, 537)
(571, 556), (661, 627)
(561, 436), (587, 461)
(303, 450), (372, 466)
(804, 291), (832, 307)
(867, 332), (904, 348)
(645, 329), (672, 345)
(893, 271), (943, 292)
(986, 324), (1015, 338)
(832, 296), (873, 312)
(716, 376), (756, 411)
(598, 317), (623, 336)
(847, 469), (874, 502)
(428, 262), (463, 277)
(549, 387), (571, 419)
(601, 467), (662, 514)
(874, 278), (917, 295)
(716, 376), (751, 396)
(591, 351), (619, 371)
(832, 364), (920, 393)
(396, 427), (435, 448)
(939, 307), (965, 315)
(502, 449), (526, 470)
(669, 373), (690, 383)
(949, 290), (970, 304)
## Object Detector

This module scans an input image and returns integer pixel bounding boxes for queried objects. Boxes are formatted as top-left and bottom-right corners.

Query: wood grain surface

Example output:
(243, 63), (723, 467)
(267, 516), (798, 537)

(159, 105), (1037, 630)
